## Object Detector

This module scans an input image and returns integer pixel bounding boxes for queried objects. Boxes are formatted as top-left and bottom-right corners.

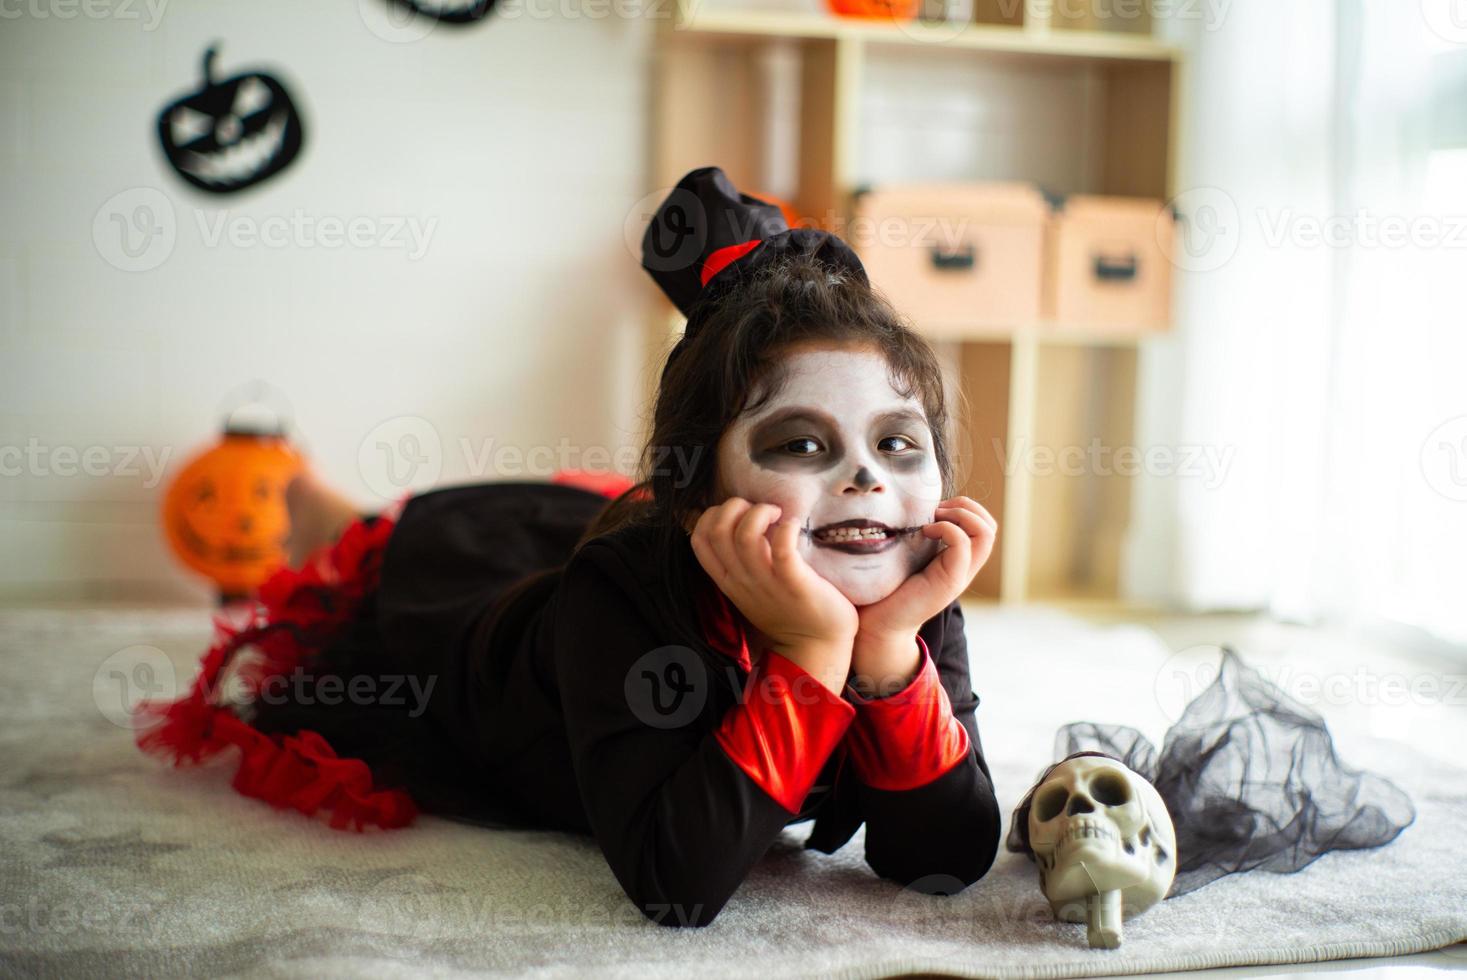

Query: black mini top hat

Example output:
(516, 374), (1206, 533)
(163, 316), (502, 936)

(640, 167), (867, 320)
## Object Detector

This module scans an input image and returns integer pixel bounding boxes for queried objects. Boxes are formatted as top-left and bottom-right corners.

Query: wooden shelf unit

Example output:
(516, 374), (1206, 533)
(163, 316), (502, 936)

(645, 1), (1184, 606)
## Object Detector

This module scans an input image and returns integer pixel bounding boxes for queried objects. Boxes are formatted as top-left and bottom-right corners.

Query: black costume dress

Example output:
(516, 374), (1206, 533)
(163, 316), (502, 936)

(139, 479), (1003, 928)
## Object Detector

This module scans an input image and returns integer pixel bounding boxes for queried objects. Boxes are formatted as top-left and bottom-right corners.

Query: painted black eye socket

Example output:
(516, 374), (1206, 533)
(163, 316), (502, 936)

(1034, 785), (1068, 822)
(782, 437), (822, 456)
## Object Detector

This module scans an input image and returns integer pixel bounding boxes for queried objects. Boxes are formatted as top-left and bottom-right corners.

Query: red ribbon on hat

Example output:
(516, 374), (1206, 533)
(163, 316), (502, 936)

(700, 239), (763, 286)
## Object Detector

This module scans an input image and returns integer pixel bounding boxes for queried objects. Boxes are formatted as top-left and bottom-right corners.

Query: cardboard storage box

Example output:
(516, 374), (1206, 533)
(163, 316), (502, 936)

(1044, 194), (1174, 332)
(850, 182), (1049, 336)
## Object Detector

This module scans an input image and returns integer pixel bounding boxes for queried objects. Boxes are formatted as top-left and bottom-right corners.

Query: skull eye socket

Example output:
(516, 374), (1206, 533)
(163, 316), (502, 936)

(1091, 772), (1130, 806)
(1034, 785), (1068, 822)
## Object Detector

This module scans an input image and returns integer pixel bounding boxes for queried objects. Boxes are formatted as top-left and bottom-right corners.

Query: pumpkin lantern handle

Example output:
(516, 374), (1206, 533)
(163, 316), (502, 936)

(218, 378), (296, 440)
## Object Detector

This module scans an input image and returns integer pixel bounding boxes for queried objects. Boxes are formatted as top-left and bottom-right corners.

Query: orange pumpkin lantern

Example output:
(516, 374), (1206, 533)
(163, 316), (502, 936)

(749, 190), (804, 230)
(824, 0), (918, 20)
(162, 422), (302, 602)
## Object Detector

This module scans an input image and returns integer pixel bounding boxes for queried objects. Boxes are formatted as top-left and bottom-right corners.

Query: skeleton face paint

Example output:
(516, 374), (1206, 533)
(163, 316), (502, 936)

(714, 343), (944, 607)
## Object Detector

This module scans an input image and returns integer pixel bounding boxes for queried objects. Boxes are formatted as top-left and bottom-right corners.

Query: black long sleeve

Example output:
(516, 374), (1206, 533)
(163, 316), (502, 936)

(851, 602), (1003, 891)
(551, 547), (855, 927)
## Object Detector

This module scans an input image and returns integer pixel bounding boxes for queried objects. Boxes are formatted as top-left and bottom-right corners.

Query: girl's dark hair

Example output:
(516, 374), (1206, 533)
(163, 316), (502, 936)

(575, 250), (966, 608)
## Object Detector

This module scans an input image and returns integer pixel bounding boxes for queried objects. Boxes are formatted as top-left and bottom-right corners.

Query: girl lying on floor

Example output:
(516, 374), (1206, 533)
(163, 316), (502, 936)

(138, 166), (1002, 928)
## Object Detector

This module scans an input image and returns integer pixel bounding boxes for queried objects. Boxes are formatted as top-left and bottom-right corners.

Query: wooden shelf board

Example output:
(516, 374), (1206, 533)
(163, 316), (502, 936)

(666, 9), (1182, 63)
(916, 323), (1171, 346)
(1032, 325), (1170, 346)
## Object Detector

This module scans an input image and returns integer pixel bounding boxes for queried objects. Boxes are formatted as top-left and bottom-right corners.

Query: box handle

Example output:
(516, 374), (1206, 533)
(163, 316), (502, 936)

(1092, 253), (1138, 282)
(930, 244), (977, 271)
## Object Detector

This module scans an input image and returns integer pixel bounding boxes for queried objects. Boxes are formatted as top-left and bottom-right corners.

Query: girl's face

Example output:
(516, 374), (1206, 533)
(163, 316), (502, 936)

(713, 341), (944, 607)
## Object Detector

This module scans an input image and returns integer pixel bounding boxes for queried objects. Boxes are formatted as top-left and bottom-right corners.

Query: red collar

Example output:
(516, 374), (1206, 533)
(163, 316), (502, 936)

(692, 575), (754, 672)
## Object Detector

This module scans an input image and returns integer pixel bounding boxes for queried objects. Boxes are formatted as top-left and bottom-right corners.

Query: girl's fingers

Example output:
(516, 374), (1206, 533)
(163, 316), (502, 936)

(937, 495), (996, 532)
(769, 518), (805, 582)
(923, 518), (974, 583)
(732, 503), (780, 579)
(933, 505), (989, 542)
(704, 497), (753, 583)
(689, 527), (725, 582)
(688, 506), (728, 581)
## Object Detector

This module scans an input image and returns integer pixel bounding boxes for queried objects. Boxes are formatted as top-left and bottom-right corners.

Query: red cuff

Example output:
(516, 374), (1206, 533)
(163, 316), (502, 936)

(714, 649), (857, 814)
(842, 636), (971, 791)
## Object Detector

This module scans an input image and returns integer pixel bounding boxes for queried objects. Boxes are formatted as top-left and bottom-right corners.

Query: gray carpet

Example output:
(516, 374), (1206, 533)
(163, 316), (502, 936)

(1, 604), (1463, 979)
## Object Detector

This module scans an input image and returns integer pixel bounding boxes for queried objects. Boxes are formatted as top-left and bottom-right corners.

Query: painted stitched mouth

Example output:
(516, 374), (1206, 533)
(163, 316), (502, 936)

(806, 518), (921, 545)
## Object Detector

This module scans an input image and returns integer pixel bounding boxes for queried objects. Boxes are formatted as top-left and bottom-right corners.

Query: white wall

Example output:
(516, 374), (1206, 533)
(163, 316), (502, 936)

(0, 0), (653, 600)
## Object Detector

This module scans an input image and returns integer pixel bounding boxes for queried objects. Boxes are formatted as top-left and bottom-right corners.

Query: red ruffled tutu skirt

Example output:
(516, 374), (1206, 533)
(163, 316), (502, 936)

(136, 469), (638, 832)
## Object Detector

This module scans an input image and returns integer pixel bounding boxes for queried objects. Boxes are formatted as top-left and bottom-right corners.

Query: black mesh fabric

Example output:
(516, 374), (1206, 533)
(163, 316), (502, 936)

(1005, 647), (1417, 897)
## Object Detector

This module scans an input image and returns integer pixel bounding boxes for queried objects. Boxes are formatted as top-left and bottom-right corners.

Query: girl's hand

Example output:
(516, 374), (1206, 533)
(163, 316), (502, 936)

(857, 496), (997, 639)
(689, 498), (859, 688)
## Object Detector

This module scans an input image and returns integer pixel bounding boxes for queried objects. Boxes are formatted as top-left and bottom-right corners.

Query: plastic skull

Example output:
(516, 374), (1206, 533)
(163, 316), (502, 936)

(1026, 755), (1176, 929)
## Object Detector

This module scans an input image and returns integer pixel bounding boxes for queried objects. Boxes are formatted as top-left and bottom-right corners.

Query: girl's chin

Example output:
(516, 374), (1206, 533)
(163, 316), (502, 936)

(819, 569), (907, 608)
(807, 538), (938, 607)
(841, 582), (903, 607)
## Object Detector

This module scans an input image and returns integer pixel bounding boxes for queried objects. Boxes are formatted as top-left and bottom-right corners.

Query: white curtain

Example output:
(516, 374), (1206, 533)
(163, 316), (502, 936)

(1127, 0), (1467, 649)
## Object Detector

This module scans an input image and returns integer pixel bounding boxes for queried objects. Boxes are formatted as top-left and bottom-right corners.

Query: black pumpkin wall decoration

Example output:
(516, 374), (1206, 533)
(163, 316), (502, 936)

(156, 45), (305, 195)
(388, 0), (497, 24)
